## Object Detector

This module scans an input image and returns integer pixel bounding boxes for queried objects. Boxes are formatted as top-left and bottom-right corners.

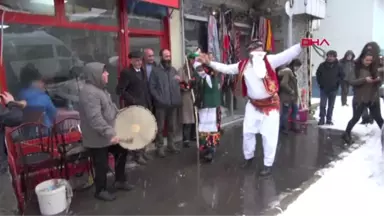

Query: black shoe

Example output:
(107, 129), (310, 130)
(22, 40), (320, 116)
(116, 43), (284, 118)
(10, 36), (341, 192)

(259, 166), (272, 177)
(326, 120), (334, 125)
(342, 132), (352, 145)
(280, 127), (289, 135)
(95, 190), (116, 201)
(135, 155), (147, 165)
(318, 119), (325, 125)
(156, 147), (166, 158)
(143, 152), (153, 161)
(114, 181), (134, 191)
(183, 141), (190, 148)
(204, 152), (213, 163)
(167, 144), (181, 154)
(241, 158), (253, 168)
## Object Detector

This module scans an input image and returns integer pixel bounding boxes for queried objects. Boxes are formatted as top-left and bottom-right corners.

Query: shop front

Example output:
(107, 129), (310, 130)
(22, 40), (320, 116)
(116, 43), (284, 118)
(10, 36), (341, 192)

(0, 0), (178, 108)
(182, 0), (253, 122)
(0, 0), (181, 213)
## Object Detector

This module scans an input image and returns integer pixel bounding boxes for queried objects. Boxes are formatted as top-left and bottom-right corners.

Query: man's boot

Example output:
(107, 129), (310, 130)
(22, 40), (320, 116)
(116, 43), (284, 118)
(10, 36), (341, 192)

(167, 136), (180, 154)
(167, 142), (180, 154)
(241, 158), (253, 168)
(318, 118), (325, 125)
(326, 120), (334, 125)
(342, 132), (352, 145)
(156, 147), (166, 158)
(114, 181), (135, 191)
(135, 154), (147, 165)
(143, 151), (153, 161)
(259, 166), (272, 177)
(95, 190), (116, 201)
(183, 140), (190, 148)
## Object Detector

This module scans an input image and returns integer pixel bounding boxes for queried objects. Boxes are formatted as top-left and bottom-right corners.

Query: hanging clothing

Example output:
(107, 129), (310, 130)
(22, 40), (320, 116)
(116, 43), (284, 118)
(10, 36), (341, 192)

(208, 15), (221, 62)
(265, 19), (275, 52)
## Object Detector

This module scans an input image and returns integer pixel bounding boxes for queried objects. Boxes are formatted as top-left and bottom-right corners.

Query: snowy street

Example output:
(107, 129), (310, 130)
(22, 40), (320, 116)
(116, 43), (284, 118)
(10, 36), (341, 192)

(279, 96), (384, 216)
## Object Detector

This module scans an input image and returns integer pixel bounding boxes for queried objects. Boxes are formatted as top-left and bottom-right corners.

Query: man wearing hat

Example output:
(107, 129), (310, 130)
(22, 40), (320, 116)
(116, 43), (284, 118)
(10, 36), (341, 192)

(198, 40), (302, 176)
(116, 51), (153, 165)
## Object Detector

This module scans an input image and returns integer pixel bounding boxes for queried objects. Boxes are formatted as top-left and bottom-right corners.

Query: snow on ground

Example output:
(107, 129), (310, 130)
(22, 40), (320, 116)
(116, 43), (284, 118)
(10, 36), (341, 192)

(278, 96), (384, 216)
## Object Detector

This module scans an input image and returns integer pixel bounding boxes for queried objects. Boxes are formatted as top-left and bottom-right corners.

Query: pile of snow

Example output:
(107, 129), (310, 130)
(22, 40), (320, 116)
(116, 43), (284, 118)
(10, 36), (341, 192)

(278, 96), (384, 216)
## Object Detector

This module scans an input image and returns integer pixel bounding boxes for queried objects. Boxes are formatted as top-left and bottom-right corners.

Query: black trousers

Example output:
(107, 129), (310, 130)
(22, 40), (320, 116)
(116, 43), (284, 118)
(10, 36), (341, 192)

(345, 101), (384, 134)
(182, 124), (196, 142)
(89, 145), (128, 193)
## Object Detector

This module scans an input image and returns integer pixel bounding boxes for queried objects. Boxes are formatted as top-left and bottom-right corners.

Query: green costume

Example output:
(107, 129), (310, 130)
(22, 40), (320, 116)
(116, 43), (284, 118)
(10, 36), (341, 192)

(193, 62), (221, 162)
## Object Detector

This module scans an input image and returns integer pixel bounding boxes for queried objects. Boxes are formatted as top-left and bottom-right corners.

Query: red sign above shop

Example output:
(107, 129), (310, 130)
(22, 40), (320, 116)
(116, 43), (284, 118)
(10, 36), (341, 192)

(143, 0), (179, 8)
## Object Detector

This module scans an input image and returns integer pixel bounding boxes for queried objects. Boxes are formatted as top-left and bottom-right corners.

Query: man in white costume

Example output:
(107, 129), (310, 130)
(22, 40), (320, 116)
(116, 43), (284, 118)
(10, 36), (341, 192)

(199, 40), (302, 176)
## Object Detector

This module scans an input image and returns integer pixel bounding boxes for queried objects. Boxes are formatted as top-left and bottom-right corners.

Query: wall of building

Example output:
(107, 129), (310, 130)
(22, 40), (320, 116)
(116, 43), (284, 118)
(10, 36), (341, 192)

(373, 0), (384, 48)
(169, 9), (183, 69)
(312, 0), (375, 75)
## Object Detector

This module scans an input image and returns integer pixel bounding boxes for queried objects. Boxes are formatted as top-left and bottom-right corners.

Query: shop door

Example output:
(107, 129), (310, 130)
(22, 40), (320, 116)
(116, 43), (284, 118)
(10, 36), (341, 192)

(129, 36), (162, 63)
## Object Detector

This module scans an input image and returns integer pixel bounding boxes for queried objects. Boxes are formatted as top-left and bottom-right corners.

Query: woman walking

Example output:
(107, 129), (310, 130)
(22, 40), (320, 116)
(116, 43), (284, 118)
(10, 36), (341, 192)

(342, 51), (384, 145)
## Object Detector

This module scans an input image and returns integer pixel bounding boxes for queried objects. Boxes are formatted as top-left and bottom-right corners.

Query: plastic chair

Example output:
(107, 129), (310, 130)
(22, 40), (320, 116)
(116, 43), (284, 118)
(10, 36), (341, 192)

(52, 117), (94, 189)
(7, 122), (55, 202)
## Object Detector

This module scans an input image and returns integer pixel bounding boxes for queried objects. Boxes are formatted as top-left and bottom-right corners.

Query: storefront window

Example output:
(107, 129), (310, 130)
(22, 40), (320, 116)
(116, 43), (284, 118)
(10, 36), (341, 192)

(127, 0), (167, 31)
(184, 19), (207, 53)
(129, 37), (161, 63)
(0, 0), (55, 15)
(2, 23), (119, 109)
(65, 0), (118, 26)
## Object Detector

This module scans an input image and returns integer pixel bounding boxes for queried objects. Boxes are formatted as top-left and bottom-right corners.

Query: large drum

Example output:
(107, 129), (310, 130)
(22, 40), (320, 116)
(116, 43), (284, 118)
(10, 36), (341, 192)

(115, 106), (157, 150)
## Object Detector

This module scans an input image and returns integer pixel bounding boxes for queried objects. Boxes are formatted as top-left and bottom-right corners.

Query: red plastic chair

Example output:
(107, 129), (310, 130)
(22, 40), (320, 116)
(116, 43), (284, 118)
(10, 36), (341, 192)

(6, 122), (55, 210)
(52, 117), (94, 189)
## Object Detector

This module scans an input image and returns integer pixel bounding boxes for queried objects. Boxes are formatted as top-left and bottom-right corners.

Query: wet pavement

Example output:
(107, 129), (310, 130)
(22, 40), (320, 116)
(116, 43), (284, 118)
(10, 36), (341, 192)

(17, 123), (349, 215)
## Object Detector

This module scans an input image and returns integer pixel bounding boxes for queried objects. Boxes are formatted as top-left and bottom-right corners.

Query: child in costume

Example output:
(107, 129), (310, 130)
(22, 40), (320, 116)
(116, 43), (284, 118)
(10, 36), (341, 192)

(192, 62), (222, 162)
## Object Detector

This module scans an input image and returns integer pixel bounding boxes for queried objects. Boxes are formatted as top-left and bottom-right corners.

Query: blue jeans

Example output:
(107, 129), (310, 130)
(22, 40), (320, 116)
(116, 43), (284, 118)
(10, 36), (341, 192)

(319, 90), (337, 121)
(280, 102), (299, 130)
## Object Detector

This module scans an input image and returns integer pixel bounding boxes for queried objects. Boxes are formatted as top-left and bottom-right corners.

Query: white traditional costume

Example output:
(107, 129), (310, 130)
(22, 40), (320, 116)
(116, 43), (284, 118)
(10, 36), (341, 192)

(207, 43), (302, 172)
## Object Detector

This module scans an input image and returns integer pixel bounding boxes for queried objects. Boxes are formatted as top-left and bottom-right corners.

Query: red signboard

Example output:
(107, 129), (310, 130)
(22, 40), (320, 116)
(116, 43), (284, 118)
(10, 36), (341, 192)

(143, 0), (179, 8)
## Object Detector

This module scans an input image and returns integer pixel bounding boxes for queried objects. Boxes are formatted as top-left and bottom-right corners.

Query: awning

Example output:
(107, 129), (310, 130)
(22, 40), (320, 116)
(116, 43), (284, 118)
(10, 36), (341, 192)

(143, 0), (179, 9)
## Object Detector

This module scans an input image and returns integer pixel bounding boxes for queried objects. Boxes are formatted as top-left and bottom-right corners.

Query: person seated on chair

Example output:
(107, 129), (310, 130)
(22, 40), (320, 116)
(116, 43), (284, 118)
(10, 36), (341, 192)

(79, 62), (134, 201)
(18, 63), (57, 127)
(278, 59), (302, 134)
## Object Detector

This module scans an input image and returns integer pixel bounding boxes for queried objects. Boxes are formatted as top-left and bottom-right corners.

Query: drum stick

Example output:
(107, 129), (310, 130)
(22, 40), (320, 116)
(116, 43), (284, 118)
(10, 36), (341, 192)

(184, 56), (200, 152)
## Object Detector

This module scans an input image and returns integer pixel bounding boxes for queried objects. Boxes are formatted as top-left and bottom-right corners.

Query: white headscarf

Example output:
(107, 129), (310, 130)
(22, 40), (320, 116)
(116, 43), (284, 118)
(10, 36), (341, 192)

(193, 62), (212, 88)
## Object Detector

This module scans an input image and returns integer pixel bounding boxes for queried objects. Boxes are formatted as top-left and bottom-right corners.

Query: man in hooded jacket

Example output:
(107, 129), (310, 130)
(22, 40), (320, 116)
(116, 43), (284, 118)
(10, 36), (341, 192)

(79, 62), (134, 201)
(340, 50), (355, 106)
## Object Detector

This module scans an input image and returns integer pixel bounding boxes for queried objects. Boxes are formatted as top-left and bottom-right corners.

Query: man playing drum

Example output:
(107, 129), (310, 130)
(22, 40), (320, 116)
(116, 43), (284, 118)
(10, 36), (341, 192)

(79, 62), (134, 201)
(198, 40), (302, 176)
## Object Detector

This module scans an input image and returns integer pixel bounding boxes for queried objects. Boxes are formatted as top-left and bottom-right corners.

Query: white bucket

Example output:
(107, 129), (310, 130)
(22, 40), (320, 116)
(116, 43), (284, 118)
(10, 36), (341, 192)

(35, 179), (72, 216)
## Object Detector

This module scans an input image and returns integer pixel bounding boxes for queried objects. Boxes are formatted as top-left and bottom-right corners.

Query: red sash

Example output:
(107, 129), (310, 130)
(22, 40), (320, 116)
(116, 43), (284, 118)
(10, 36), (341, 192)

(233, 56), (280, 114)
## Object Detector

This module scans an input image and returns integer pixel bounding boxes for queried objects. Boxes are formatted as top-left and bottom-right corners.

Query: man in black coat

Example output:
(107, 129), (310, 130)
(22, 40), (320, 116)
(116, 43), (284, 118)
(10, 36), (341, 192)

(116, 51), (153, 165)
(0, 92), (26, 174)
(316, 50), (344, 125)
